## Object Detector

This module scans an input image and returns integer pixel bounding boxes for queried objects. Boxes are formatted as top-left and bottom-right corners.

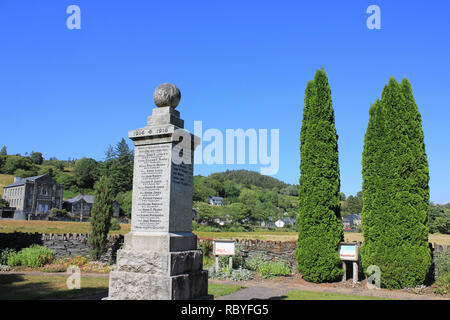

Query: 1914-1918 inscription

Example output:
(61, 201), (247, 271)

(132, 143), (171, 232)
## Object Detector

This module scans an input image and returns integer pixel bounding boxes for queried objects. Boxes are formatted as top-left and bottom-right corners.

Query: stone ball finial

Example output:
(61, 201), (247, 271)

(153, 83), (181, 108)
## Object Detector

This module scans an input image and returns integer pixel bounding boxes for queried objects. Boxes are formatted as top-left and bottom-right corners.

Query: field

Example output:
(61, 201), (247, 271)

(0, 220), (449, 245)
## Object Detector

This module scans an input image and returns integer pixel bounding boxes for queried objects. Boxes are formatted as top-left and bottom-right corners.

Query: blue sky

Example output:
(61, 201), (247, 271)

(0, 1), (449, 203)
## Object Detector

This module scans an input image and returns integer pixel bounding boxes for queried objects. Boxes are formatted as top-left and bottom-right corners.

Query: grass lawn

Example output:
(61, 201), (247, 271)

(208, 283), (246, 298)
(0, 220), (130, 235)
(0, 274), (108, 300)
(280, 289), (391, 300)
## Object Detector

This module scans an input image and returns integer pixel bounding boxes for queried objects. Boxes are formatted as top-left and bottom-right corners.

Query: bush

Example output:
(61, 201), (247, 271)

(0, 248), (15, 265)
(245, 254), (267, 271)
(434, 272), (450, 295)
(257, 261), (291, 279)
(199, 240), (213, 258)
(7, 245), (55, 268)
(245, 254), (291, 278)
(207, 265), (253, 281)
(219, 248), (245, 270)
(110, 218), (121, 231)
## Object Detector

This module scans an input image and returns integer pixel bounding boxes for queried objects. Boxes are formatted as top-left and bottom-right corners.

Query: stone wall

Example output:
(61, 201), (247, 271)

(0, 232), (123, 263)
(1, 232), (448, 277)
(198, 238), (298, 270)
(199, 238), (450, 278)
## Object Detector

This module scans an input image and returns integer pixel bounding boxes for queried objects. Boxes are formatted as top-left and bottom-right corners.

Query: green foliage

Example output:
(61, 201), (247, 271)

(50, 208), (67, 217)
(55, 172), (77, 188)
(7, 245), (55, 268)
(207, 265), (254, 281)
(199, 240), (213, 258)
(0, 248), (15, 265)
(257, 260), (291, 279)
(361, 78), (431, 289)
(296, 69), (343, 283)
(434, 252), (450, 295)
(245, 254), (267, 271)
(38, 166), (55, 178)
(245, 254), (290, 278)
(0, 146), (7, 156)
(0, 198), (9, 208)
(109, 218), (121, 231)
(429, 204), (450, 234)
(103, 139), (134, 197)
(3, 156), (35, 174)
(341, 191), (363, 216)
(74, 157), (99, 189)
(29, 151), (44, 165)
(434, 272), (450, 295)
(115, 190), (132, 218)
(89, 176), (114, 260)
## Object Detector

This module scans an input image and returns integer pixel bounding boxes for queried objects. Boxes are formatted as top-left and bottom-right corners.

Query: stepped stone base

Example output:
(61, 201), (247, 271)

(107, 235), (211, 300)
(108, 269), (209, 300)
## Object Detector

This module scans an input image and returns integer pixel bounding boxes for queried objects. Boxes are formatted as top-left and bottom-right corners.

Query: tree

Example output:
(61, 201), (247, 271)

(103, 138), (134, 197)
(115, 190), (132, 218)
(0, 146), (6, 156)
(30, 151), (44, 165)
(361, 78), (431, 289)
(74, 157), (99, 189)
(429, 204), (450, 234)
(3, 156), (34, 174)
(296, 69), (343, 283)
(0, 198), (9, 208)
(89, 176), (114, 260)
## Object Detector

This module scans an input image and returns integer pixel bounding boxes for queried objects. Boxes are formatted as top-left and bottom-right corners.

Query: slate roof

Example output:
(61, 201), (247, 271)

(65, 194), (95, 204)
(208, 196), (224, 201)
(4, 175), (47, 188)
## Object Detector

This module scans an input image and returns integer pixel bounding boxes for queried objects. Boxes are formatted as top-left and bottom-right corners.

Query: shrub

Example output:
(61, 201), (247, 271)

(110, 218), (121, 231)
(199, 240), (213, 258)
(245, 254), (267, 271)
(434, 273), (450, 295)
(297, 69), (343, 283)
(257, 260), (291, 279)
(207, 265), (253, 281)
(0, 248), (15, 265)
(7, 245), (55, 268)
(218, 248), (245, 270)
(361, 78), (431, 289)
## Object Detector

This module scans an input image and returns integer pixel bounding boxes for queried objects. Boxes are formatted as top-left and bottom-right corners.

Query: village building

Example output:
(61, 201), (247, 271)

(208, 196), (224, 206)
(1, 174), (64, 219)
(63, 194), (120, 219)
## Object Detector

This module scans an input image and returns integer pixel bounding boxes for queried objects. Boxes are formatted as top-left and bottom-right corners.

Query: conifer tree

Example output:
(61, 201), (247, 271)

(89, 176), (114, 261)
(361, 78), (431, 289)
(296, 69), (343, 283)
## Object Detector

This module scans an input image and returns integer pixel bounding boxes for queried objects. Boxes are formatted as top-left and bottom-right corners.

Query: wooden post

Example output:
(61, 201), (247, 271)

(215, 256), (219, 272)
(353, 261), (358, 284)
(342, 261), (347, 281)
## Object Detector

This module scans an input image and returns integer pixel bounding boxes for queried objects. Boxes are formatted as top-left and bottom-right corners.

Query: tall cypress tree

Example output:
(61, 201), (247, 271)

(361, 78), (431, 289)
(296, 69), (343, 283)
(89, 176), (114, 261)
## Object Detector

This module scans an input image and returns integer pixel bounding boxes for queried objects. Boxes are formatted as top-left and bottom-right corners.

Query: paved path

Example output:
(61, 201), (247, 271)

(217, 286), (289, 300)
(210, 278), (450, 300)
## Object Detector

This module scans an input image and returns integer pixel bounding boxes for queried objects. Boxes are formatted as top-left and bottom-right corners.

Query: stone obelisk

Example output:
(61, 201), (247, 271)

(107, 83), (209, 300)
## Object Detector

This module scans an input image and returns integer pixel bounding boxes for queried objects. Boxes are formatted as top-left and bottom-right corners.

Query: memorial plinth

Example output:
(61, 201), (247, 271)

(107, 84), (210, 300)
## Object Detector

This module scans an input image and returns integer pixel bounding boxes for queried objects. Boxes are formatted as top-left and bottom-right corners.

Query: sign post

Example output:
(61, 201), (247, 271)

(213, 239), (235, 272)
(338, 242), (360, 284)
